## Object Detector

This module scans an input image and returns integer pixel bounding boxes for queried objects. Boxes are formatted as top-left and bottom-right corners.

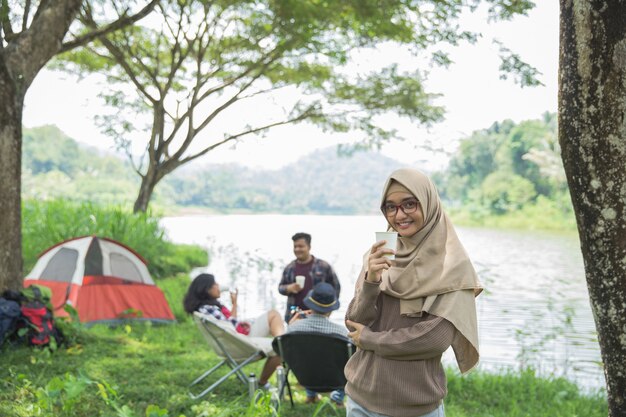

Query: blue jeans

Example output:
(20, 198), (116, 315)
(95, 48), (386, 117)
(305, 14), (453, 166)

(305, 388), (345, 403)
(346, 396), (445, 417)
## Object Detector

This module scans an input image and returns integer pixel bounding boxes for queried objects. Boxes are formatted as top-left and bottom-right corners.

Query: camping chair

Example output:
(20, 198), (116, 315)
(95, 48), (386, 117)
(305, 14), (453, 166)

(272, 332), (356, 407)
(189, 312), (275, 399)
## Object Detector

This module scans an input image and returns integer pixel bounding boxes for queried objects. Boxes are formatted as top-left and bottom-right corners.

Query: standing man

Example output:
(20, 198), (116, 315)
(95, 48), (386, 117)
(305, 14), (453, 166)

(278, 232), (340, 322)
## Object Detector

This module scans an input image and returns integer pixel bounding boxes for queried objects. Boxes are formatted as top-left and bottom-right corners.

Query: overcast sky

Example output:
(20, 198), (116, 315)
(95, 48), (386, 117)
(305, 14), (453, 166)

(23, 1), (558, 171)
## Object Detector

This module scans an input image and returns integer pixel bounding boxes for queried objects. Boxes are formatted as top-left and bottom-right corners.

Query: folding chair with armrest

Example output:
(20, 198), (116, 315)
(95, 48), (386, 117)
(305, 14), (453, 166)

(272, 332), (355, 407)
(189, 311), (275, 399)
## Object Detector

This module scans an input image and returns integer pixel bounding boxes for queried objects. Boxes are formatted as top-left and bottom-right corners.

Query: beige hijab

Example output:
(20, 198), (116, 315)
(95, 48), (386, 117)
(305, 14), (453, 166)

(378, 168), (483, 373)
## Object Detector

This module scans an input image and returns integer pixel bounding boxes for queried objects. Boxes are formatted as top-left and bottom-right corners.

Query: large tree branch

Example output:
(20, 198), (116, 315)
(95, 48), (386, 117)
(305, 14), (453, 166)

(160, 17), (287, 142)
(59, 0), (159, 53)
(123, 142), (143, 177)
(191, 20), (291, 100)
(148, 102), (166, 165)
(1, 0), (16, 41)
(156, 10), (209, 157)
(189, 6), (213, 93)
(162, 47), (285, 155)
(121, 27), (161, 89)
(191, 51), (282, 134)
(189, 43), (286, 114)
(4, 0), (82, 88)
(240, 83), (289, 100)
(29, 0), (52, 22)
(100, 36), (157, 102)
(166, 88), (240, 161)
(162, 28), (190, 97)
(179, 109), (317, 165)
(167, 69), (264, 160)
(159, 4), (186, 95)
(189, 5), (231, 98)
(73, 3), (158, 102)
(22, 0), (32, 32)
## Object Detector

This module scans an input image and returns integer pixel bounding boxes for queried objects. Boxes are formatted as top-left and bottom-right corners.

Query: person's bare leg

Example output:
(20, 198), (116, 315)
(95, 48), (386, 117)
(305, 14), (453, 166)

(258, 355), (282, 385)
(256, 310), (285, 385)
(267, 309), (285, 336)
(257, 310), (285, 385)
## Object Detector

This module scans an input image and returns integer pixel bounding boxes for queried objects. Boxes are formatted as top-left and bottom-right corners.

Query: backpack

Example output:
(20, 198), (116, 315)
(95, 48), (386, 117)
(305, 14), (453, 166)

(0, 296), (22, 346)
(20, 285), (61, 347)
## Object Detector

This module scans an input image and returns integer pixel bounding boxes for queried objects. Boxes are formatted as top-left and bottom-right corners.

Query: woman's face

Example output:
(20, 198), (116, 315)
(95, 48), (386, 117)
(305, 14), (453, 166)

(208, 282), (220, 299)
(383, 191), (425, 237)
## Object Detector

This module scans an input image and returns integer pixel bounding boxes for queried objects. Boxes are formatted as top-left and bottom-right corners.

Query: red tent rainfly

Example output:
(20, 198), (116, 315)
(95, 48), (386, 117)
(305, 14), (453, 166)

(24, 236), (175, 325)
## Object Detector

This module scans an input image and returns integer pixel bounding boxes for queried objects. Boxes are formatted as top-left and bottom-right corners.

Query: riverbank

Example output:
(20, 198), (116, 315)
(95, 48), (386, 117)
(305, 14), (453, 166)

(163, 206), (578, 233)
(0, 276), (606, 417)
(448, 206), (577, 233)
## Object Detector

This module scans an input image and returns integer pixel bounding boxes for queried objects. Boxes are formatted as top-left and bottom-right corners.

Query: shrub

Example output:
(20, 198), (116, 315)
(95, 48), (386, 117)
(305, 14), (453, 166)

(22, 199), (207, 278)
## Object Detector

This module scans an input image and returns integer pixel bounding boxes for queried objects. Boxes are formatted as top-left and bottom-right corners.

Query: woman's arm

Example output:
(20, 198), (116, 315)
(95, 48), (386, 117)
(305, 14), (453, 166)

(346, 242), (394, 327)
(230, 290), (238, 319)
(345, 271), (381, 326)
(357, 315), (455, 361)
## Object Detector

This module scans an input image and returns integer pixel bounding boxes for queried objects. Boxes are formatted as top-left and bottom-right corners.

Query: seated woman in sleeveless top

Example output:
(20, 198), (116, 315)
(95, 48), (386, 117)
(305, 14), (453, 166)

(183, 273), (284, 389)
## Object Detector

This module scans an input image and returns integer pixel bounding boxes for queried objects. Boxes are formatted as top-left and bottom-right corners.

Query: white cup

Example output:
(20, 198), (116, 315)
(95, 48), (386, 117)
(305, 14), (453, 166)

(375, 231), (398, 260)
(295, 275), (306, 288)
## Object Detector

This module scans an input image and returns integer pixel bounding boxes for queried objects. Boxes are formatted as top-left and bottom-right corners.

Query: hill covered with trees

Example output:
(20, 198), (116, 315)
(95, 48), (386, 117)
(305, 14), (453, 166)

(22, 115), (575, 228)
(22, 125), (404, 214)
(22, 125), (138, 205)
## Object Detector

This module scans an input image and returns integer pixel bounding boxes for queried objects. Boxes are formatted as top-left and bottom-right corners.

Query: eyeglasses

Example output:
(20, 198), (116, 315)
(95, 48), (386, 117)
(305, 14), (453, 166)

(380, 199), (420, 217)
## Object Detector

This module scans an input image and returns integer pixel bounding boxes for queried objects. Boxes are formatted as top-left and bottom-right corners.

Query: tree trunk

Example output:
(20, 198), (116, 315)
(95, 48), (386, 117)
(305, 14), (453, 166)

(0, 1), (156, 292)
(0, 0), (83, 293)
(133, 144), (181, 213)
(0, 63), (24, 292)
(559, 2), (626, 415)
(133, 169), (160, 213)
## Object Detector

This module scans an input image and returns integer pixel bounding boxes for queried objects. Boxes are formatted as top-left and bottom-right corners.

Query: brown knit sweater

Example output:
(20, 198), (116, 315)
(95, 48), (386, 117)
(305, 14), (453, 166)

(345, 279), (456, 417)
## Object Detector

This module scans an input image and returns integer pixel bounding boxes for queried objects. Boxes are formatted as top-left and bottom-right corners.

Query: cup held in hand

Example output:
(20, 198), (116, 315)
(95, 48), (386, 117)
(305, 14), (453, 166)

(295, 275), (306, 289)
(375, 231), (398, 260)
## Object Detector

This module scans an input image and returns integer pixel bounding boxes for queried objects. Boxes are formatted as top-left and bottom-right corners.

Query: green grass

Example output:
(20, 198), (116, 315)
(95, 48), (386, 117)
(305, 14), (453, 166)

(445, 368), (606, 417)
(0, 277), (607, 417)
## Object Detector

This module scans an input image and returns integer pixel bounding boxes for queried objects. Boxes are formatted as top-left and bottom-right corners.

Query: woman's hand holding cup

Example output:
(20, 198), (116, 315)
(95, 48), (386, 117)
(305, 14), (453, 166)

(229, 288), (238, 305)
(367, 240), (395, 282)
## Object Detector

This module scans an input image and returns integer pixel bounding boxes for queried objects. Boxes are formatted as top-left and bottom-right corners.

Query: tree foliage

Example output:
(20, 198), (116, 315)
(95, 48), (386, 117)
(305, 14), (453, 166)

(55, 0), (537, 212)
(439, 112), (571, 217)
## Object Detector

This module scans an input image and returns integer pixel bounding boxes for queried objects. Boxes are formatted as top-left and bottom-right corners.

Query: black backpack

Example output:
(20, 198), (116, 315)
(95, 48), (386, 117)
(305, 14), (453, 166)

(0, 294), (22, 346)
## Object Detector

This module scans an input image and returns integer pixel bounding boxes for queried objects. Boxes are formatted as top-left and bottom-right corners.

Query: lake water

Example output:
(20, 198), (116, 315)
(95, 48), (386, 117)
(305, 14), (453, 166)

(161, 214), (605, 392)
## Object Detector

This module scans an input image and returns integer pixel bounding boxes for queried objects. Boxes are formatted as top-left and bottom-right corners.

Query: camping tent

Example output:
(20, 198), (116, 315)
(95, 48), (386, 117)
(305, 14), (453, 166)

(24, 236), (175, 324)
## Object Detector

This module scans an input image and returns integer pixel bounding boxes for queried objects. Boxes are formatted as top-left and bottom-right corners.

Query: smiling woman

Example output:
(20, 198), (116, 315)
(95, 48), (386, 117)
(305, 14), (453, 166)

(380, 183), (425, 237)
(344, 168), (483, 417)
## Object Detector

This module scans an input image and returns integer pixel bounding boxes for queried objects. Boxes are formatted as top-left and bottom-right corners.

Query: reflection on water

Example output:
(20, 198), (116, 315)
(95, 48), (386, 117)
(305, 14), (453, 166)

(462, 228), (604, 391)
(161, 214), (605, 392)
